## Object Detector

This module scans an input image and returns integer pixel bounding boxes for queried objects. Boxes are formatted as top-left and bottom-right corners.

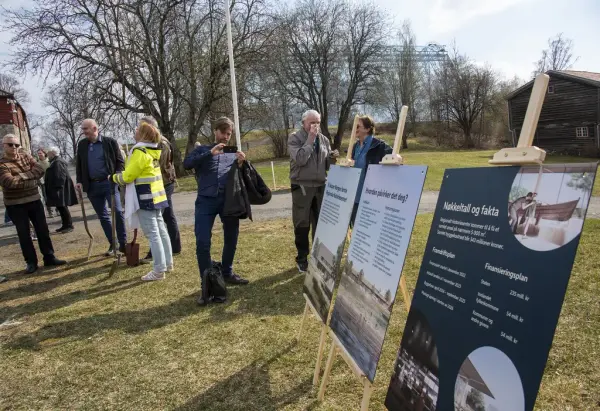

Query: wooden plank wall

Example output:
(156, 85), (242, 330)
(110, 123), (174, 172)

(509, 77), (599, 155)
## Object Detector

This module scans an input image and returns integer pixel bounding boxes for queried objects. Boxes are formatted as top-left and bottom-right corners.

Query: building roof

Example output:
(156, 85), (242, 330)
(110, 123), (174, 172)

(506, 70), (600, 100)
(458, 357), (495, 399)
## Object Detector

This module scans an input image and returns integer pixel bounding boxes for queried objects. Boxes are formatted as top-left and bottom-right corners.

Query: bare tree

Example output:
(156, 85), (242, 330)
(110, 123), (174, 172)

(5, 0), (187, 172)
(397, 21), (420, 148)
(439, 48), (495, 148)
(332, 1), (389, 149)
(277, 0), (345, 139)
(533, 33), (579, 77)
(0, 73), (30, 104)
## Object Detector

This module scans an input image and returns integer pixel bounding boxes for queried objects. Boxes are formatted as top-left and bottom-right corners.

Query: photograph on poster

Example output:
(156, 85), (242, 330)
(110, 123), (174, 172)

(454, 346), (524, 411)
(508, 163), (596, 251)
(385, 308), (439, 411)
(328, 258), (395, 381)
(302, 237), (344, 321)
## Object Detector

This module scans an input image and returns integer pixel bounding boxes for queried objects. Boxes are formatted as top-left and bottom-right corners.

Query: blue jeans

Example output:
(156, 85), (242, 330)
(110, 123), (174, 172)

(87, 180), (127, 247)
(138, 209), (173, 273)
(194, 192), (239, 278)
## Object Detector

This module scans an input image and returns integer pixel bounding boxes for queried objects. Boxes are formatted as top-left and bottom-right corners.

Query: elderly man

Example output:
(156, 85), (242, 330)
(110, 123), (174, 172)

(137, 116), (182, 262)
(46, 146), (78, 233)
(75, 119), (127, 255)
(288, 109), (338, 272)
(0, 134), (67, 273)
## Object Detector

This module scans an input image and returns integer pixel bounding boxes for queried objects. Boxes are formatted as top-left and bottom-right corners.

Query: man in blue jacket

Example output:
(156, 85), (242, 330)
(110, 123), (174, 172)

(184, 117), (249, 292)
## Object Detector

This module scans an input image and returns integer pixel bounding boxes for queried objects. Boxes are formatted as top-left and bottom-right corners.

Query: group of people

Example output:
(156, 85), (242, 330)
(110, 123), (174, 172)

(0, 108), (388, 303)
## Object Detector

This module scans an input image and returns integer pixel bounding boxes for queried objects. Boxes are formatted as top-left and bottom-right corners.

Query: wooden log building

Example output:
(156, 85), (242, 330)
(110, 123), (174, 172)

(0, 92), (32, 156)
(506, 70), (600, 156)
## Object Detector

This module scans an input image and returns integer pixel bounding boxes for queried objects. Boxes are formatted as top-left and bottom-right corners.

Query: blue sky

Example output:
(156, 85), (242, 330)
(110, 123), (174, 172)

(467, 346), (525, 410)
(1, 0), (599, 116)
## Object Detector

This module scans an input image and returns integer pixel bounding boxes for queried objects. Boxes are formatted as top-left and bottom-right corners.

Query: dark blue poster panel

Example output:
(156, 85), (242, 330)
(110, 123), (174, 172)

(384, 163), (598, 411)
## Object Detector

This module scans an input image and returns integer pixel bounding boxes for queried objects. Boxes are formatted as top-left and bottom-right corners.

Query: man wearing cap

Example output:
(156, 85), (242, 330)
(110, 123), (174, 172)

(0, 134), (67, 273)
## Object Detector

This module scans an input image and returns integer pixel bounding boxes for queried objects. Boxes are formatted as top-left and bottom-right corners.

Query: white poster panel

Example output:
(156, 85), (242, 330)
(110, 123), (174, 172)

(303, 165), (362, 322)
(329, 164), (428, 382)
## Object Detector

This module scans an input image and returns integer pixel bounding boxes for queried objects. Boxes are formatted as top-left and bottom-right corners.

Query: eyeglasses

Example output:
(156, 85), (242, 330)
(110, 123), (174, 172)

(4, 143), (20, 148)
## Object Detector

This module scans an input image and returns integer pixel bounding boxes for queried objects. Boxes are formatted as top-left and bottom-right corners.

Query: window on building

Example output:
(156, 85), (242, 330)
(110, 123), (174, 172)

(576, 127), (589, 138)
(548, 85), (555, 94)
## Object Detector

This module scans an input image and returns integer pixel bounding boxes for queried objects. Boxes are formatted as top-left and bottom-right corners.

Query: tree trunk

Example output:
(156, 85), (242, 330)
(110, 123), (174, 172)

(463, 129), (475, 148)
(401, 132), (408, 149)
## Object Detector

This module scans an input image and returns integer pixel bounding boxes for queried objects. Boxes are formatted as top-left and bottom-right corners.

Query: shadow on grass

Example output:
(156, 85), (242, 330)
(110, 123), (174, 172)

(5, 268), (306, 351)
(174, 342), (315, 411)
(203, 268), (306, 322)
(1, 277), (145, 322)
(0, 255), (107, 279)
(0, 260), (111, 303)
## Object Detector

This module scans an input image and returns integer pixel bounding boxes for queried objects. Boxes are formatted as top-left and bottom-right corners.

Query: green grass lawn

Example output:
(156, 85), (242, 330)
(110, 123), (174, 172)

(176, 137), (600, 196)
(1, 217), (600, 409)
(82, 129), (598, 409)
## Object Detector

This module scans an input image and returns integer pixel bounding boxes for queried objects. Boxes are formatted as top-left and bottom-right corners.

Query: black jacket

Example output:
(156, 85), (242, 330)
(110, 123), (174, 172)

(223, 161), (272, 220)
(75, 135), (125, 193)
(45, 156), (78, 207)
(350, 136), (393, 165)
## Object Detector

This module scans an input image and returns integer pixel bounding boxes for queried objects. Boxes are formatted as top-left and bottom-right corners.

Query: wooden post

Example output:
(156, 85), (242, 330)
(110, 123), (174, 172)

(313, 325), (328, 386)
(489, 74), (549, 165)
(337, 115), (359, 167)
(380, 105), (408, 165)
(224, 0), (242, 149)
(360, 381), (374, 411)
(400, 276), (411, 311)
(271, 161), (277, 190)
(318, 342), (337, 401)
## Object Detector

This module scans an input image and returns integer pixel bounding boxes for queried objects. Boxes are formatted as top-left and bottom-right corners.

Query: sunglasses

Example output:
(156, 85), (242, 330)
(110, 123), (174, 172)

(4, 143), (20, 148)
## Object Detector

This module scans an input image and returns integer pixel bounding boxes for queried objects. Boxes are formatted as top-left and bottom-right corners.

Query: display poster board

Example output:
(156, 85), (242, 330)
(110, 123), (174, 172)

(329, 164), (428, 382)
(303, 165), (362, 322)
(384, 163), (598, 411)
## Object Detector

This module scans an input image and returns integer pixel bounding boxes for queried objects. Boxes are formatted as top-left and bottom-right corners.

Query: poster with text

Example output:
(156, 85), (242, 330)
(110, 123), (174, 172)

(384, 163), (598, 411)
(329, 164), (428, 382)
(303, 165), (361, 322)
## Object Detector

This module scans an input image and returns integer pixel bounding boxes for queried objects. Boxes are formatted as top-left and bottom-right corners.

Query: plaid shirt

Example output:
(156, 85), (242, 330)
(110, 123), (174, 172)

(0, 153), (45, 206)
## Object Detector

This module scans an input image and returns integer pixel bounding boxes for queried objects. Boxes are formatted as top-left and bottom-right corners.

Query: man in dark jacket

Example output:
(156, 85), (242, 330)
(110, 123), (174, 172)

(45, 146), (78, 233)
(75, 119), (127, 255)
(184, 116), (249, 296)
(138, 116), (182, 263)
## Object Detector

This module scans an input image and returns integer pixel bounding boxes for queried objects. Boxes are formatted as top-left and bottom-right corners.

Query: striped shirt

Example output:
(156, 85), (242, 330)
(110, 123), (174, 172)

(0, 154), (45, 206)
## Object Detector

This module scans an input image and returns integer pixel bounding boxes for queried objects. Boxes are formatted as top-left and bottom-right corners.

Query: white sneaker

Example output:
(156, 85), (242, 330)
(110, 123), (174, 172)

(167, 264), (174, 272)
(141, 271), (165, 281)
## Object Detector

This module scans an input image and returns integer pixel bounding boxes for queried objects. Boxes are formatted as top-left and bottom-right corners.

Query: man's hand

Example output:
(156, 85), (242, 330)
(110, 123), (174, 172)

(25, 154), (37, 167)
(211, 143), (225, 156)
(330, 149), (339, 158)
(308, 124), (319, 143)
(236, 151), (246, 165)
(76, 183), (83, 194)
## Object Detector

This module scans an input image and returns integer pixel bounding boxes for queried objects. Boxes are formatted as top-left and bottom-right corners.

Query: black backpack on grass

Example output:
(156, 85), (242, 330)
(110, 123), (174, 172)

(198, 262), (228, 305)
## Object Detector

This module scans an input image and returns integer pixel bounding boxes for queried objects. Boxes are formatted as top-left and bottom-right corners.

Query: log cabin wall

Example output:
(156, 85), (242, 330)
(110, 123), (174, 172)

(507, 72), (600, 156)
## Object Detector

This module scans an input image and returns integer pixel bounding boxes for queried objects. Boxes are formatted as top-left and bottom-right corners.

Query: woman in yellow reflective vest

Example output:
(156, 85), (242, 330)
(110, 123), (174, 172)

(111, 122), (173, 281)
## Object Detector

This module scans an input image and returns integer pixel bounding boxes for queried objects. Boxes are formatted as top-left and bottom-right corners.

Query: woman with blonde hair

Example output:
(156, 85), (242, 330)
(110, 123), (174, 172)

(111, 122), (173, 281)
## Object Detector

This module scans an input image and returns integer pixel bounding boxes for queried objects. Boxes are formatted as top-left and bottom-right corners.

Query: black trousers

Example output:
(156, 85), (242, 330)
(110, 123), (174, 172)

(291, 184), (324, 263)
(6, 200), (55, 265)
(56, 206), (73, 228)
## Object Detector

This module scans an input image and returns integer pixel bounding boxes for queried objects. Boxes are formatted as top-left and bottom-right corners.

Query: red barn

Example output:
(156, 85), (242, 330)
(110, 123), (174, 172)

(0, 92), (32, 155)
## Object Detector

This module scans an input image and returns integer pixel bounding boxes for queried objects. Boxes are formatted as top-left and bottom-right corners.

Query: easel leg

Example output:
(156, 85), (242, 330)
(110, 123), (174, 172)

(318, 343), (337, 401)
(297, 302), (310, 342)
(400, 276), (411, 311)
(313, 324), (327, 387)
(360, 381), (373, 411)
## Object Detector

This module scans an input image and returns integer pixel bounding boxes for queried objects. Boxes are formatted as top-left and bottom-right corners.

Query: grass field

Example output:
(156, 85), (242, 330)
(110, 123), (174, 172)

(1, 217), (600, 410)
(176, 136), (600, 196)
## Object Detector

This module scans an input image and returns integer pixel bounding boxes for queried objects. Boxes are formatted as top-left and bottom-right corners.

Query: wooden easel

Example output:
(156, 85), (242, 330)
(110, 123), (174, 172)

(296, 115), (362, 389)
(489, 74), (548, 166)
(316, 107), (412, 410)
